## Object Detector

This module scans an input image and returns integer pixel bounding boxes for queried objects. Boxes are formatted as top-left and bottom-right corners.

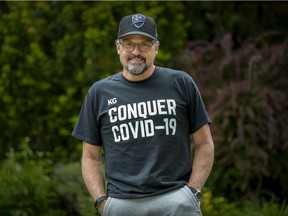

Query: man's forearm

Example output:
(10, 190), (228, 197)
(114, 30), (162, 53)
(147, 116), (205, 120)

(82, 157), (106, 201)
(188, 142), (214, 190)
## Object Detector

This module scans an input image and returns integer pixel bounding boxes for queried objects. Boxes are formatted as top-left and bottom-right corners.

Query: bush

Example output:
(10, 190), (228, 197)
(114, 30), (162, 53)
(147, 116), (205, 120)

(173, 30), (288, 204)
(52, 162), (97, 216)
(0, 1), (190, 161)
(0, 139), (99, 216)
(201, 189), (288, 216)
(0, 139), (65, 216)
(1, 139), (287, 216)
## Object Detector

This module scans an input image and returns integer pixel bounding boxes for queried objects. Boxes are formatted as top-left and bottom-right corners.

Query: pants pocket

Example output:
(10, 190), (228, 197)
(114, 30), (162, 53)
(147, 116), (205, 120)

(103, 197), (112, 216)
(183, 186), (200, 206)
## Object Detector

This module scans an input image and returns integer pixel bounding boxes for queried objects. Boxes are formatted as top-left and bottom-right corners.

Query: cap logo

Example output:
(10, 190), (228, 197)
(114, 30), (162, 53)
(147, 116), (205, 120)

(132, 14), (146, 28)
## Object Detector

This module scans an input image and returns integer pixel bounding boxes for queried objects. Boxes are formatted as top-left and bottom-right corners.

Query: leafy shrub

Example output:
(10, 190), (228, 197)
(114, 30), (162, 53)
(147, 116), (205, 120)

(52, 162), (97, 216)
(201, 190), (288, 216)
(0, 1), (190, 161)
(174, 31), (288, 204)
(0, 139), (99, 216)
(1, 1), (288, 209)
(0, 139), (65, 216)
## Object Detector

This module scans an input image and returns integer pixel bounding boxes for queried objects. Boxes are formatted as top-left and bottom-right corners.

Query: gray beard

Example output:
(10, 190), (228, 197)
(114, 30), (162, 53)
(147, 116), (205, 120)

(125, 63), (148, 76)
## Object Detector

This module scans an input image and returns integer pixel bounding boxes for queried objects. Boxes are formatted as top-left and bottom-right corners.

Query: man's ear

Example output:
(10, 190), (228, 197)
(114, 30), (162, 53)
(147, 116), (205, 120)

(115, 41), (120, 54)
(155, 41), (160, 54)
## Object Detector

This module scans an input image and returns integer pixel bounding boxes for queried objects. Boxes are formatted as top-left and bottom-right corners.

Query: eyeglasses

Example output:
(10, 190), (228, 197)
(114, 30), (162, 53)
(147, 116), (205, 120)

(118, 40), (156, 52)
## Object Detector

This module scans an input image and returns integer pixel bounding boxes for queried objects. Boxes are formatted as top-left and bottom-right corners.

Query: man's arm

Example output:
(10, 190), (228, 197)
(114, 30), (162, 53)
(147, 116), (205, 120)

(82, 142), (106, 214)
(188, 124), (214, 190)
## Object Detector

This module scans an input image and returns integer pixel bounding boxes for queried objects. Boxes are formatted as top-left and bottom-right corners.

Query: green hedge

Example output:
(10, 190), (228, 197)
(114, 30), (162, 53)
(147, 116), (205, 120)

(0, 141), (96, 216)
(1, 1), (287, 210)
(1, 143), (288, 215)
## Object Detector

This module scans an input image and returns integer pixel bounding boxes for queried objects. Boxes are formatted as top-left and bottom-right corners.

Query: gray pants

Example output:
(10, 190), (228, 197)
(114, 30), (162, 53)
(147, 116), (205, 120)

(103, 186), (202, 216)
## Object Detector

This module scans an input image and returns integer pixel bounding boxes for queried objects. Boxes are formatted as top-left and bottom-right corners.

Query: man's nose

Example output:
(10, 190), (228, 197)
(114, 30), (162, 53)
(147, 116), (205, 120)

(132, 44), (142, 54)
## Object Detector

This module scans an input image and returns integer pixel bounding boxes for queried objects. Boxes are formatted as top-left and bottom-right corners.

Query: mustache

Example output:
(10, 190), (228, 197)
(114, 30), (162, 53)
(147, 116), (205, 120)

(127, 55), (146, 61)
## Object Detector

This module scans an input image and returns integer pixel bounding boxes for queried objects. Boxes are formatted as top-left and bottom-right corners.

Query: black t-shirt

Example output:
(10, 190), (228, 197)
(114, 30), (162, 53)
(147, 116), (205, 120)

(72, 66), (211, 198)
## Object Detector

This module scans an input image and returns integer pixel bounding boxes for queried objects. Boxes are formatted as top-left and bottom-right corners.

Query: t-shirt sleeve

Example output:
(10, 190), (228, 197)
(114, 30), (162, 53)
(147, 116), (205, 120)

(71, 91), (102, 146)
(186, 76), (211, 134)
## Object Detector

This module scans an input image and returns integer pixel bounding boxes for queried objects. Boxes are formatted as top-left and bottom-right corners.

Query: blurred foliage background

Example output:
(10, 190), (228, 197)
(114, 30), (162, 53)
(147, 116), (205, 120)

(0, 1), (287, 216)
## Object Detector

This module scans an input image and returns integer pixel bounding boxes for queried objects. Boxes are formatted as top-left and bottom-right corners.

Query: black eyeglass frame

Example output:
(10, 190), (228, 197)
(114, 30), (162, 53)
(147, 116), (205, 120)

(117, 39), (158, 52)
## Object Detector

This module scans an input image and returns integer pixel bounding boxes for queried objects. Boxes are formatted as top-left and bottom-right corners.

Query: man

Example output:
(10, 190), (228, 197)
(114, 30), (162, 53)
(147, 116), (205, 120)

(72, 13), (214, 216)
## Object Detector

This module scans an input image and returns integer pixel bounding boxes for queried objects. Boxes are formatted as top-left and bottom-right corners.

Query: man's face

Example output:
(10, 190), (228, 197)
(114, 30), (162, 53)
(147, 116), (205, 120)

(116, 35), (159, 76)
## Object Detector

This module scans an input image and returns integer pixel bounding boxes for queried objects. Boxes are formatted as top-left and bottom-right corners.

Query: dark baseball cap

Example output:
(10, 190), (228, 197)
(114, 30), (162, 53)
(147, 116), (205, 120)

(117, 14), (158, 40)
